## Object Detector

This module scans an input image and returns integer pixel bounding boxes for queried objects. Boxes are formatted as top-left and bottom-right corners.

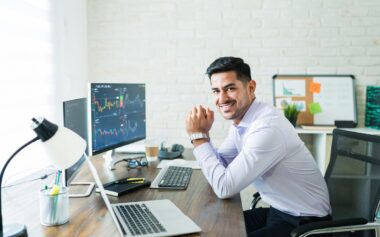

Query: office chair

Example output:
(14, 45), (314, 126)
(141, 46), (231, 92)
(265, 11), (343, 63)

(250, 129), (380, 237)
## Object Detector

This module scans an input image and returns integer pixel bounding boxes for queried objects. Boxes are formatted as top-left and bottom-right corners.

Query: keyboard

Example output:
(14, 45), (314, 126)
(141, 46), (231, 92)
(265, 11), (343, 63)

(116, 203), (167, 236)
(157, 166), (192, 189)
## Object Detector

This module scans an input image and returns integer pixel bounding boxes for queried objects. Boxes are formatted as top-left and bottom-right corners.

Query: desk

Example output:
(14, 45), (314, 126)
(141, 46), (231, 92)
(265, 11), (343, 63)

(3, 150), (245, 236)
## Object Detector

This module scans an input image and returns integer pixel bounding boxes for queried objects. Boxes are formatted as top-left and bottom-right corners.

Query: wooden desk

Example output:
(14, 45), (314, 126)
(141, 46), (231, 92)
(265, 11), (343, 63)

(3, 150), (246, 236)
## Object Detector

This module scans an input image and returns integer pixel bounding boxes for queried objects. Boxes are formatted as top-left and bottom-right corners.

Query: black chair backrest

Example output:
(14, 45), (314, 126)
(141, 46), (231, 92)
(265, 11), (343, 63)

(325, 129), (380, 221)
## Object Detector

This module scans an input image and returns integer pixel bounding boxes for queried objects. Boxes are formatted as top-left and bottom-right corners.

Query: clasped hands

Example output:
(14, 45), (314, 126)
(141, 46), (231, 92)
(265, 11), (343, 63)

(186, 105), (214, 137)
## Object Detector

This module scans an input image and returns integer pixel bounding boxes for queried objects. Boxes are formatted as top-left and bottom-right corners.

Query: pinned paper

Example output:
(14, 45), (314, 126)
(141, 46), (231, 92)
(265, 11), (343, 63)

(309, 102), (322, 114)
(274, 80), (306, 97)
(309, 82), (321, 93)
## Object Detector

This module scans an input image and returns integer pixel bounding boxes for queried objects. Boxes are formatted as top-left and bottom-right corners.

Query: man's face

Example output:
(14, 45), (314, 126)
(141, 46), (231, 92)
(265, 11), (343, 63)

(210, 71), (256, 124)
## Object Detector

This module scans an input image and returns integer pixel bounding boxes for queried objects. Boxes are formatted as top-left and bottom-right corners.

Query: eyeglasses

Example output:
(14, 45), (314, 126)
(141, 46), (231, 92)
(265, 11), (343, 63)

(126, 157), (148, 169)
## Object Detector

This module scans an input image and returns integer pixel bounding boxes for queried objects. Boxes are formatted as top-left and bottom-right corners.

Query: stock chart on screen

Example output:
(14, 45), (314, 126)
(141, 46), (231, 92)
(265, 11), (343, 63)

(89, 83), (146, 154)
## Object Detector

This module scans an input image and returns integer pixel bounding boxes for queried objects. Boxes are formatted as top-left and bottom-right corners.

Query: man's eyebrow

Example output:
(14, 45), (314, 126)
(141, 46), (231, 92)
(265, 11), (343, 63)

(211, 83), (236, 91)
(223, 83), (236, 89)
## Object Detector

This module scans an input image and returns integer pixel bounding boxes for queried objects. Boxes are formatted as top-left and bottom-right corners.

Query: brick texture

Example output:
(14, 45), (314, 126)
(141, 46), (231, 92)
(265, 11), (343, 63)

(88, 0), (380, 147)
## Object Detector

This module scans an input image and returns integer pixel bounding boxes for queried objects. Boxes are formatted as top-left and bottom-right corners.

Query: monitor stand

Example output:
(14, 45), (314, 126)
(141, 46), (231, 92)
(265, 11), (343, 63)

(68, 182), (95, 198)
(104, 149), (145, 170)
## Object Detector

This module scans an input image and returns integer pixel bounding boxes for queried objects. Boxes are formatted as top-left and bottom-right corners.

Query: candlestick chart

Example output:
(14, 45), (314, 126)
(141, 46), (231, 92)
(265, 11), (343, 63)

(90, 83), (146, 153)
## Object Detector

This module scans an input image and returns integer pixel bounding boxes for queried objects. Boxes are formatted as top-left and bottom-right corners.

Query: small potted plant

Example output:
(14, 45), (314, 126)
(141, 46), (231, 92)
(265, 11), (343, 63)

(283, 103), (300, 127)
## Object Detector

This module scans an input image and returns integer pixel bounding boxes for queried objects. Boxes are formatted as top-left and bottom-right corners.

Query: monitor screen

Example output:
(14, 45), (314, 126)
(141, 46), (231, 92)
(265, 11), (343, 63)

(63, 97), (88, 186)
(88, 83), (146, 155)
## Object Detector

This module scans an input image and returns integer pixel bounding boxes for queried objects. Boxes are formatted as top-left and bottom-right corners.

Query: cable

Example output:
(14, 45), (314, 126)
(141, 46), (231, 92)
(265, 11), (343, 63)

(1, 171), (55, 189)
(2, 166), (57, 186)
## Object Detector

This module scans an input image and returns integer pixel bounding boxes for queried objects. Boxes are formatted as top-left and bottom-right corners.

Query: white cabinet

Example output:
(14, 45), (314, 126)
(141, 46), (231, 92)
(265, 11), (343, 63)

(296, 127), (380, 174)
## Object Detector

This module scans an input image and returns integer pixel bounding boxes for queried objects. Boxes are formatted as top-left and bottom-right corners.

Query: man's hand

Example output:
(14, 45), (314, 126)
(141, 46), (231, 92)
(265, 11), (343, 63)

(186, 105), (214, 135)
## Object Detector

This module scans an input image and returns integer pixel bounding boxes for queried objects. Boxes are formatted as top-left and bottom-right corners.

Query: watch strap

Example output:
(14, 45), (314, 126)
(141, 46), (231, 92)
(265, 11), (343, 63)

(190, 133), (208, 143)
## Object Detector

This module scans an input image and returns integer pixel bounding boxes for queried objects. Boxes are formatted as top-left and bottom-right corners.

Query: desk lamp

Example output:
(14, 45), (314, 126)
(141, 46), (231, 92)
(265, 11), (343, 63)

(0, 117), (86, 237)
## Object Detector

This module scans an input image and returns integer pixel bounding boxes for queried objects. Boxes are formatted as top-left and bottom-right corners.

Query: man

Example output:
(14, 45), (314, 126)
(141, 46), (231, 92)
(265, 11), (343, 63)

(185, 57), (331, 237)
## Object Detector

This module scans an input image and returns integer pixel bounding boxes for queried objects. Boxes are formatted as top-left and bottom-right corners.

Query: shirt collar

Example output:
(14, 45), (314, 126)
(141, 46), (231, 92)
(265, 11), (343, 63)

(233, 99), (259, 129)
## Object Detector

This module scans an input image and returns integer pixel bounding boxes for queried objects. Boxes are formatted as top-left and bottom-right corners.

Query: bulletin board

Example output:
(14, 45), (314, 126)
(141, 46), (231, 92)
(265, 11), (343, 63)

(273, 74), (357, 126)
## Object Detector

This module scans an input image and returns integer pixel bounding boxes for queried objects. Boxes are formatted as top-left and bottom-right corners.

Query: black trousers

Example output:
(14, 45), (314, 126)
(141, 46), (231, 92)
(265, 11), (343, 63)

(244, 207), (331, 237)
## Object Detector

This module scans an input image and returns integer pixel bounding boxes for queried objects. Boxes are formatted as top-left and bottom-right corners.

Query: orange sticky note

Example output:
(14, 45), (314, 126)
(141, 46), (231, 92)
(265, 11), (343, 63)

(309, 82), (321, 93)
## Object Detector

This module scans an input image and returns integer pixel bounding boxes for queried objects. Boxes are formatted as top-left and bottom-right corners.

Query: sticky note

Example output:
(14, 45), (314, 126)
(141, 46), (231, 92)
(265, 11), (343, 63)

(309, 82), (321, 93)
(309, 102), (322, 114)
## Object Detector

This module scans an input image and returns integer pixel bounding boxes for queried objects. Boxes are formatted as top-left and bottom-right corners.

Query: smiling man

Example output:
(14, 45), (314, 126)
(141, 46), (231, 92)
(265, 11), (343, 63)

(185, 57), (331, 237)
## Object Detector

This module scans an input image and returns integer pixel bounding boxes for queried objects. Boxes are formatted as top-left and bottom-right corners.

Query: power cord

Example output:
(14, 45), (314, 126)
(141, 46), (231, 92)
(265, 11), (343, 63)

(1, 171), (55, 189)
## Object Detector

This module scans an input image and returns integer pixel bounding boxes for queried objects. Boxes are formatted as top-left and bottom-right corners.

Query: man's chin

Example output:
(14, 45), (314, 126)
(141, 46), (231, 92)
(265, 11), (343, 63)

(219, 111), (235, 120)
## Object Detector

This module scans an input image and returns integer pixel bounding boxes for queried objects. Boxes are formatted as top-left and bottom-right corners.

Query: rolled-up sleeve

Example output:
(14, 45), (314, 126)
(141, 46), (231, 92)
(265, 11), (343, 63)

(193, 126), (286, 199)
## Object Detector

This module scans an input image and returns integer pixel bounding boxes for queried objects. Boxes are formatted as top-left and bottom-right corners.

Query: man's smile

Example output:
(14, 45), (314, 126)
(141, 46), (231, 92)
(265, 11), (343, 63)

(218, 101), (236, 112)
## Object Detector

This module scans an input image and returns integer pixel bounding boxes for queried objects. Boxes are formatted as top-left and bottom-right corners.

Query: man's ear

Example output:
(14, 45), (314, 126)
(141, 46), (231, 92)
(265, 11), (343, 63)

(248, 80), (256, 94)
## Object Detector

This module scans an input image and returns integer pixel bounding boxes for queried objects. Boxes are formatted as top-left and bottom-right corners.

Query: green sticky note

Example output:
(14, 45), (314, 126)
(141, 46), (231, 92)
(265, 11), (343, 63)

(309, 102), (322, 114)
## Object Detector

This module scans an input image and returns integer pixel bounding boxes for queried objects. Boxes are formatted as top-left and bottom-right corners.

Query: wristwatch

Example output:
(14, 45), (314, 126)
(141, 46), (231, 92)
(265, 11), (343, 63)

(189, 133), (208, 143)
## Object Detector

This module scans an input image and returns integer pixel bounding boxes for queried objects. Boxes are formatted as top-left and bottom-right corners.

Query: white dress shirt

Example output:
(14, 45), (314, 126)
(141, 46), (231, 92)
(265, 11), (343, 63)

(193, 100), (331, 217)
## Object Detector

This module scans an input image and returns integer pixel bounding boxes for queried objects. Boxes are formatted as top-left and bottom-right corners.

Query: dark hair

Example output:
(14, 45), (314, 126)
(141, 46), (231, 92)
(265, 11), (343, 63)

(206, 57), (251, 83)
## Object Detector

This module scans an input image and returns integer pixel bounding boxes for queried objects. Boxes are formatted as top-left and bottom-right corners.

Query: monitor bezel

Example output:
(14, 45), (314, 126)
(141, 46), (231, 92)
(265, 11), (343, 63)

(87, 82), (146, 156)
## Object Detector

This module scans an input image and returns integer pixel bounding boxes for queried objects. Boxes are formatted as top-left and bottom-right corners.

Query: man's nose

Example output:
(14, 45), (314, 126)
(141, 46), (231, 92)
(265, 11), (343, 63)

(218, 91), (228, 103)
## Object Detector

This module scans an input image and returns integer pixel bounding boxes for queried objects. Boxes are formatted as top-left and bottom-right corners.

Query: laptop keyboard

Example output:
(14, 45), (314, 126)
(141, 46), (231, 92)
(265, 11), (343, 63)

(116, 203), (167, 236)
(158, 166), (192, 189)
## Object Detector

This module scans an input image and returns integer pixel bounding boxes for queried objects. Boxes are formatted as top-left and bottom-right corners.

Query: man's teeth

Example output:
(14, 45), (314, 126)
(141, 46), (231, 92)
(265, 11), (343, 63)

(220, 103), (233, 109)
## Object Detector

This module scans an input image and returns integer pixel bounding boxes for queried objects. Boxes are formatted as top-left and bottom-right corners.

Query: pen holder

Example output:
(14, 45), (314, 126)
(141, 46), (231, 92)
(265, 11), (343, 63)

(39, 186), (69, 226)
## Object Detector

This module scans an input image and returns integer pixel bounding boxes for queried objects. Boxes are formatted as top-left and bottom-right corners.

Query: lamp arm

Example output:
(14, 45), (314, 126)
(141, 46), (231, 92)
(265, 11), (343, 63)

(0, 136), (40, 235)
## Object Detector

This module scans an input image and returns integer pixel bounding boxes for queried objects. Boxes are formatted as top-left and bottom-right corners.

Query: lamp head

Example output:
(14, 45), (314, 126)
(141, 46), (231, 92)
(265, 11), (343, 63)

(31, 117), (86, 169)
(31, 117), (58, 141)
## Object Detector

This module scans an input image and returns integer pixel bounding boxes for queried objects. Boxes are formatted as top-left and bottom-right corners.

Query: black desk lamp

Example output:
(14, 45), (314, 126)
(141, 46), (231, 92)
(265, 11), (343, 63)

(0, 117), (86, 237)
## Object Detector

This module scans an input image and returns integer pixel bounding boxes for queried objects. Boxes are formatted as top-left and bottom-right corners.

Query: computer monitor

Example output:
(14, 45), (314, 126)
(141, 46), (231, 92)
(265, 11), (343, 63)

(63, 98), (95, 197)
(88, 83), (146, 169)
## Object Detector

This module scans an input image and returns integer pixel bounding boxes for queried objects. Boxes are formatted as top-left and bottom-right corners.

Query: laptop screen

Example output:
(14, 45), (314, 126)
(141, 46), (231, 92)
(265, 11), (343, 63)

(84, 154), (125, 236)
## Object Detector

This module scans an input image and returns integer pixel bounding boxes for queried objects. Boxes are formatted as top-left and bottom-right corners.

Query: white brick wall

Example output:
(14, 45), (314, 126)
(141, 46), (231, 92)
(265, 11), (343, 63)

(88, 0), (380, 147)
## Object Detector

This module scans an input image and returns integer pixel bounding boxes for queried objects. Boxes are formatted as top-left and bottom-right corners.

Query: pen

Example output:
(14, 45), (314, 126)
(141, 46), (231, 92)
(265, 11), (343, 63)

(50, 171), (61, 195)
(104, 178), (145, 188)
(125, 178), (145, 182)
(56, 170), (62, 186)
(115, 178), (145, 184)
(126, 180), (145, 184)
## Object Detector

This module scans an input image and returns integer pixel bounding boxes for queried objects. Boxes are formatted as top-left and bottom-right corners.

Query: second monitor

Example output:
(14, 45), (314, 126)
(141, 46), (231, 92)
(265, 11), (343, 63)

(63, 98), (95, 197)
(88, 83), (146, 169)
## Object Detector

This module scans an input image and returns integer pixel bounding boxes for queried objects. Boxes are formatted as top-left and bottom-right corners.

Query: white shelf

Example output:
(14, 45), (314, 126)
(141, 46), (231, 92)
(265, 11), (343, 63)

(296, 127), (333, 134)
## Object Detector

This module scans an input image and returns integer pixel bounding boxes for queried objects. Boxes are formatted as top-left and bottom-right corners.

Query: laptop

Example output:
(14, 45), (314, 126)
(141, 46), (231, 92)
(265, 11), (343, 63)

(87, 158), (202, 237)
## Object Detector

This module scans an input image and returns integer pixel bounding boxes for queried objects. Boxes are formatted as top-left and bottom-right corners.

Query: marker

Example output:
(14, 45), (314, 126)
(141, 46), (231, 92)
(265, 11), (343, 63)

(50, 185), (60, 195)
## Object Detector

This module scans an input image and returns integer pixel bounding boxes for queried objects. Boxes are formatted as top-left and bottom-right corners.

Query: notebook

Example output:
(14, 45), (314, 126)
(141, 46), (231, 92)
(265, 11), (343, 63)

(87, 158), (202, 237)
(95, 179), (151, 197)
